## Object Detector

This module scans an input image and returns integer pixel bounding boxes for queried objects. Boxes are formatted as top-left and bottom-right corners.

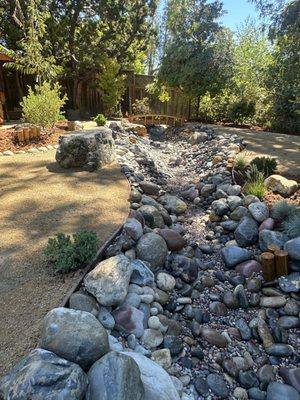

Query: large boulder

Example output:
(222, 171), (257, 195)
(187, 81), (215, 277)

(56, 128), (115, 171)
(122, 351), (180, 400)
(84, 255), (132, 306)
(136, 233), (168, 270)
(0, 348), (87, 400)
(264, 175), (298, 197)
(40, 307), (109, 370)
(235, 217), (259, 247)
(86, 352), (144, 400)
(139, 205), (165, 228)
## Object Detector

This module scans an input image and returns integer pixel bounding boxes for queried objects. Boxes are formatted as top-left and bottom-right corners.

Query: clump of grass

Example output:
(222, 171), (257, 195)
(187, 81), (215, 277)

(282, 213), (300, 238)
(234, 151), (252, 169)
(271, 201), (298, 221)
(243, 164), (267, 200)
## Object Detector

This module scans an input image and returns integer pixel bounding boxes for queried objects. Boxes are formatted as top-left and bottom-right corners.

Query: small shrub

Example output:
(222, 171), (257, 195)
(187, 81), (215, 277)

(132, 98), (151, 115)
(271, 201), (298, 221)
(243, 164), (267, 199)
(282, 213), (300, 238)
(94, 113), (107, 126)
(44, 230), (98, 273)
(250, 156), (277, 177)
(21, 82), (67, 131)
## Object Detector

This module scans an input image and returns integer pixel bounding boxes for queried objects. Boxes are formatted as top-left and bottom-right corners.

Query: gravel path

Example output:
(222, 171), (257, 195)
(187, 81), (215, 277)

(0, 151), (129, 376)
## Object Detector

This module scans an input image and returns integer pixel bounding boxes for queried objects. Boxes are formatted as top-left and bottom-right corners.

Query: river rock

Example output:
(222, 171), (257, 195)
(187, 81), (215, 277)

(140, 181), (160, 195)
(150, 349), (172, 369)
(259, 218), (275, 231)
(266, 382), (300, 400)
(279, 367), (300, 392)
(84, 255), (132, 306)
(221, 246), (252, 268)
(123, 218), (143, 241)
(156, 272), (176, 291)
(142, 329), (164, 348)
(0, 348), (87, 399)
(131, 260), (155, 286)
(235, 216), (259, 247)
(278, 316), (300, 329)
(69, 291), (99, 315)
(260, 296), (286, 308)
(40, 308), (109, 370)
(235, 260), (261, 277)
(112, 306), (145, 338)
(157, 228), (186, 251)
(266, 344), (294, 357)
(284, 238), (300, 261)
(200, 327), (228, 348)
(56, 128), (115, 170)
(259, 230), (287, 252)
(207, 373), (229, 398)
(211, 199), (229, 216)
(139, 205), (165, 228)
(136, 233), (168, 270)
(160, 194), (187, 215)
(86, 351), (144, 400)
(248, 202), (269, 222)
(264, 175), (298, 197)
(122, 351), (180, 400)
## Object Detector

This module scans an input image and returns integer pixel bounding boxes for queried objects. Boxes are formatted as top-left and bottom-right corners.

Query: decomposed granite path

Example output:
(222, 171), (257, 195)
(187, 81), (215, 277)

(0, 150), (130, 376)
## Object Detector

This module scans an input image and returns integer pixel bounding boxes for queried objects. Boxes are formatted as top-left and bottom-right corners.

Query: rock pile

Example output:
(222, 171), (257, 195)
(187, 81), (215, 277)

(1, 122), (299, 400)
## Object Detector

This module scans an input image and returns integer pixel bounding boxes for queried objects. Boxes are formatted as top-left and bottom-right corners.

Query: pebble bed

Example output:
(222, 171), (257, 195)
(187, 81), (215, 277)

(0, 122), (299, 400)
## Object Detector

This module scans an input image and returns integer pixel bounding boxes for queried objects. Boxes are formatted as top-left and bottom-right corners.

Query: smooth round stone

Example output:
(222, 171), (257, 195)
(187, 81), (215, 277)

(258, 365), (275, 384)
(279, 366), (300, 392)
(235, 319), (252, 340)
(151, 348), (172, 370)
(163, 335), (184, 356)
(266, 344), (294, 357)
(233, 387), (248, 400)
(194, 377), (209, 395)
(156, 272), (176, 292)
(266, 382), (300, 400)
(156, 228), (186, 251)
(284, 300), (300, 316)
(278, 272), (300, 293)
(238, 370), (259, 389)
(148, 316), (161, 330)
(141, 329), (163, 348)
(200, 328), (228, 348)
(140, 294), (154, 304)
(247, 278), (262, 292)
(206, 373), (229, 399)
(259, 217), (275, 231)
(278, 316), (300, 329)
(209, 301), (228, 316)
(235, 260), (261, 277)
(248, 387), (267, 400)
(260, 297), (287, 308)
(223, 291), (239, 309)
(248, 201), (269, 222)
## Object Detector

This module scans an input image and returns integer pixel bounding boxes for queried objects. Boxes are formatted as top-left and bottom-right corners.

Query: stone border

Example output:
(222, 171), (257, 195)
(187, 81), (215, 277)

(0, 144), (59, 157)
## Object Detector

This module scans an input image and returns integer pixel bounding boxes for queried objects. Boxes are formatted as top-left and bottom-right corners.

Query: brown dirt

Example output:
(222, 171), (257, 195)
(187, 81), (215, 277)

(0, 151), (130, 377)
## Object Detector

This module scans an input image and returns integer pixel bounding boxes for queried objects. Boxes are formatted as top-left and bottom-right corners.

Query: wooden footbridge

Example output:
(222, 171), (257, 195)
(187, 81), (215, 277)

(128, 114), (185, 127)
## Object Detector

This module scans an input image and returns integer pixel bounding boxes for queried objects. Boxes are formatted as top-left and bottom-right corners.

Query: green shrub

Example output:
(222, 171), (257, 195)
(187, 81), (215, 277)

(21, 82), (67, 131)
(282, 213), (300, 238)
(250, 156), (277, 177)
(271, 201), (298, 221)
(44, 230), (98, 273)
(94, 113), (107, 126)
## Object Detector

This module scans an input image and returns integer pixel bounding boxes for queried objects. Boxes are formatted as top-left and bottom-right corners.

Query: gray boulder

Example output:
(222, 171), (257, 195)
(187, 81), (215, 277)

(0, 348), (87, 400)
(248, 201), (269, 222)
(69, 291), (99, 315)
(221, 246), (252, 268)
(284, 237), (300, 261)
(123, 218), (143, 241)
(122, 351), (180, 400)
(131, 259), (155, 286)
(136, 233), (168, 271)
(40, 307), (109, 370)
(84, 255), (132, 306)
(259, 230), (288, 252)
(56, 128), (115, 170)
(86, 352), (144, 400)
(139, 205), (165, 228)
(235, 217), (259, 247)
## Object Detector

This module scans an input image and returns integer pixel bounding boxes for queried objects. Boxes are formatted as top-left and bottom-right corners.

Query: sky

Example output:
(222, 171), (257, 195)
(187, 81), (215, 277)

(220, 0), (259, 31)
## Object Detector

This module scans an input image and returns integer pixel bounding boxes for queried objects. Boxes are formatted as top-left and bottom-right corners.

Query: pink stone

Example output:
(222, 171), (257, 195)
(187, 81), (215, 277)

(112, 306), (144, 338)
(259, 217), (275, 231)
(235, 260), (262, 277)
(157, 229), (186, 251)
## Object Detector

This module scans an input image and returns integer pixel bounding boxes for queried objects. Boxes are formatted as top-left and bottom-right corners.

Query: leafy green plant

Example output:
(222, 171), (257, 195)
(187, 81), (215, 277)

(44, 230), (98, 273)
(250, 156), (277, 177)
(94, 113), (107, 126)
(271, 201), (298, 221)
(282, 213), (300, 238)
(20, 82), (67, 131)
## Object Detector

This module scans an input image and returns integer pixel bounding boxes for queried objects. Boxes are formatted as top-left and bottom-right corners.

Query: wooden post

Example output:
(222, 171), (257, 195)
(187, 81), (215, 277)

(275, 250), (288, 277)
(261, 252), (276, 282)
(17, 129), (24, 143)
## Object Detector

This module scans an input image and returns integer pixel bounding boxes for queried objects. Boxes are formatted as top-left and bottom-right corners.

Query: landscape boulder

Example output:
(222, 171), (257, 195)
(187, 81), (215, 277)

(56, 128), (115, 171)
(264, 175), (298, 197)
(0, 348), (87, 400)
(84, 255), (132, 306)
(136, 233), (168, 270)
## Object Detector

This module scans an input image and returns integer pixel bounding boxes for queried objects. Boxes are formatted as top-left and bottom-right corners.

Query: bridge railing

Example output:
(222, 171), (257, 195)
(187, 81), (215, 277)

(128, 114), (185, 127)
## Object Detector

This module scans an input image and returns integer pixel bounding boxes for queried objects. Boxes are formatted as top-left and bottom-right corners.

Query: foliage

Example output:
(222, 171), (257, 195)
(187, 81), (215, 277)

(93, 113), (107, 127)
(20, 82), (67, 131)
(271, 200), (298, 221)
(282, 213), (300, 238)
(250, 156), (277, 177)
(44, 230), (98, 273)
(132, 98), (151, 115)
(97, 58), (125, 115)
(234, 152), (252, 169)
(243, 164), (267, 199)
